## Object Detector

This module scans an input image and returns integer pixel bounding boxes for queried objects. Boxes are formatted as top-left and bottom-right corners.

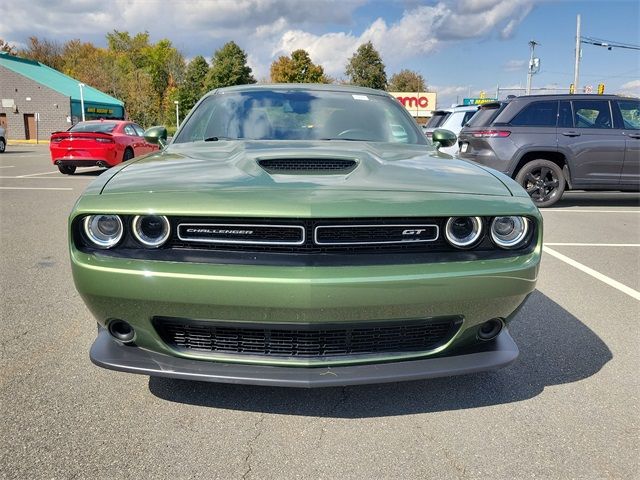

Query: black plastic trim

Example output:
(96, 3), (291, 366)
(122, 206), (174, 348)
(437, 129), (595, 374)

(90, 327), (519, 388)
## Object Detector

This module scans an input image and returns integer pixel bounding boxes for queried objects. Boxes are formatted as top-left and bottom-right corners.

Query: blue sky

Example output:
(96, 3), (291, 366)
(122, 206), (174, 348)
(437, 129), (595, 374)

(2, 0), (639, 107)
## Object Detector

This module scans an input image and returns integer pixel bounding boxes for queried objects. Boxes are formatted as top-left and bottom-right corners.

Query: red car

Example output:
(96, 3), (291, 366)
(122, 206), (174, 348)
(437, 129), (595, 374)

(50, 120), (158, 174)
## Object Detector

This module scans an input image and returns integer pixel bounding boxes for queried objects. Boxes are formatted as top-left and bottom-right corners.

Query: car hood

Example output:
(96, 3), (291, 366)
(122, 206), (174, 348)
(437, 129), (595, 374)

(98, 140), (511, 196)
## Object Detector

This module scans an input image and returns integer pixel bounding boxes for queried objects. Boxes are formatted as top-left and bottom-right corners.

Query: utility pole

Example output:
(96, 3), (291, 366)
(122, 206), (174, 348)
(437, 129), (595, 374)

(526, 40), (540, 95)
(78, 83), (86, 122)
(573, 14), (581, 93)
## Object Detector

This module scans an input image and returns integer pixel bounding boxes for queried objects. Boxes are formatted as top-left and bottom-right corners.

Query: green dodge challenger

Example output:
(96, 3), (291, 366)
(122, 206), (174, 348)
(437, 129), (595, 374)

(69, 84), (542, 387)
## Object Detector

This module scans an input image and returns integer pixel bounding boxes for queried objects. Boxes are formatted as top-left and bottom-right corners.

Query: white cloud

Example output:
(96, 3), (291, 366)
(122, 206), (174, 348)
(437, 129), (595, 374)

(504, 59), (526, 72)
(620, 80), (640, 91)
(1, 0), (539, 80)
(274, 1), (538, 77)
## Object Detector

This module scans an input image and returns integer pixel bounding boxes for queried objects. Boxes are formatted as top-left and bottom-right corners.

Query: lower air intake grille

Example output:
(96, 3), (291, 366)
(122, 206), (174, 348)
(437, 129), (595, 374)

(258, 158), (357, 174)
(154, 317), (461, 358)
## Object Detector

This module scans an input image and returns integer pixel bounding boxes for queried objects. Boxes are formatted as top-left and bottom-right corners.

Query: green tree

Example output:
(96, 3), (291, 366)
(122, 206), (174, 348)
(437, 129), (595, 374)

(178, 56), (209, 116)
(106, 31), (150, 69)
(345, 41), (387, 90)
(206, 41), (255, 89)
(388, 69), (426, 92)
(270, 49), (328, 83)
(19, 36), (64, 70)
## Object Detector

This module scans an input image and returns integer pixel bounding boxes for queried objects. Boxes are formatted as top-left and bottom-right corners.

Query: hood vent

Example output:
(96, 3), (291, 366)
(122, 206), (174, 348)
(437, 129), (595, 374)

(258, 158), (357, 174)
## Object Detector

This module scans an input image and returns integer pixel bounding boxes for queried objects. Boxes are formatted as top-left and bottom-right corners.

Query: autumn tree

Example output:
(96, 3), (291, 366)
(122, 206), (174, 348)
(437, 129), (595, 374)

(345, 42), (387, 90)
(206, 41), (255, 89)
(0, 38), (17, 55)
(270, 49), (328, 83)
(178, 56), (210, 117)
(18, 36), (64, 70)
(388, 69), (426, 92)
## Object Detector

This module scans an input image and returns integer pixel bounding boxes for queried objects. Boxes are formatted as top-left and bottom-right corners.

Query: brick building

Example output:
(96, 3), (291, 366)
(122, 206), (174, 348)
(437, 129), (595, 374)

(0, 52), (124, 141)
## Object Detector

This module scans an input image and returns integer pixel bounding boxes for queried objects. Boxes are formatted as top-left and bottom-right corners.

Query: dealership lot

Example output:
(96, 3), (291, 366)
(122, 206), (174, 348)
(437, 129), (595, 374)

(1, 145), (638, 479)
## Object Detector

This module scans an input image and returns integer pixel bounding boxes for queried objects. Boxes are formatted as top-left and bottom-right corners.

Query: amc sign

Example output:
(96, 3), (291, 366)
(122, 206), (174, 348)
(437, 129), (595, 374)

(390, 92), (437, 117)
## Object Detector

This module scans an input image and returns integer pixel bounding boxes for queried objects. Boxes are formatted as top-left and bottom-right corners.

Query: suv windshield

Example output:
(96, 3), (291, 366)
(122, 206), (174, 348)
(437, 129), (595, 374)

(174, 89), (426, 145)
(69, 122), (117, 133)
(424, 112), (450, 129)
(466, 103), (506, 127)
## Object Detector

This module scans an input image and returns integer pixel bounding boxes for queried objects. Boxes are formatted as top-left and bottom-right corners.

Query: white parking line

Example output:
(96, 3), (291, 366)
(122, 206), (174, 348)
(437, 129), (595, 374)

(16, 171), (61, 177)
(545, 243), (640, 247)
(0, 176), (87, 179)
(543, 246), (640, 301)
(0, 166), (15, 168)
(0, 186), (73, 191)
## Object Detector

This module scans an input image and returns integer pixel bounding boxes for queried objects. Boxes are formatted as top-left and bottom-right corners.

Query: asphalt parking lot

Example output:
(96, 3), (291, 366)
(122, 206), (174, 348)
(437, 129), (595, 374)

(1, 144), (638, 479)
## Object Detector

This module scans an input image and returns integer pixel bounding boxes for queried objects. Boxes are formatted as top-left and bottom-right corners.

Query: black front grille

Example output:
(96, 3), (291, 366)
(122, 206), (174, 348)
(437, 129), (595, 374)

(177, 223), (304, 245)
(154, 317), (461, 359)
(170, 217), (452, 253)
(258, 158), (357, 174)
(315, 224), (438, 245)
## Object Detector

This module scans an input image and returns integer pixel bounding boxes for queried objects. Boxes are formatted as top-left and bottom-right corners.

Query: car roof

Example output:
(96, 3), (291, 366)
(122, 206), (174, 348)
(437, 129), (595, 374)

(206, 83), (395, 99)
(511, 94), (627, 101)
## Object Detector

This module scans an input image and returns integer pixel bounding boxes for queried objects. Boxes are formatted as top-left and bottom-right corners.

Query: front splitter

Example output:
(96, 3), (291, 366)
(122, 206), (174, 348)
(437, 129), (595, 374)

(90, 328), (519, 388)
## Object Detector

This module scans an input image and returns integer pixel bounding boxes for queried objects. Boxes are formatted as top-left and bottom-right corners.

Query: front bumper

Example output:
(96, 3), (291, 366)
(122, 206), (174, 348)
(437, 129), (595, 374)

(91, 326), (519, 388)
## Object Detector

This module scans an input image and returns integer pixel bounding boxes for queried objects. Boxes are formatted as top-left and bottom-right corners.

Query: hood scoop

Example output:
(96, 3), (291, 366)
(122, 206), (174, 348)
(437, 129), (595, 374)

(257, 158), (357, 175)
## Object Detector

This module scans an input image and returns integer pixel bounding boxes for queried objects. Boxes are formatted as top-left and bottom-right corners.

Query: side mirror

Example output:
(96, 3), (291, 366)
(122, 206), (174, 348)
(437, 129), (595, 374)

(144, 126), (168, 148)
(432, 128), (457, 149)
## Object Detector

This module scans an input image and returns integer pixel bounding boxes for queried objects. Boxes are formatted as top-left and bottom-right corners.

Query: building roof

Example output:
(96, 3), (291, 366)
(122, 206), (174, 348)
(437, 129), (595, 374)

(0, 52), (124, 106)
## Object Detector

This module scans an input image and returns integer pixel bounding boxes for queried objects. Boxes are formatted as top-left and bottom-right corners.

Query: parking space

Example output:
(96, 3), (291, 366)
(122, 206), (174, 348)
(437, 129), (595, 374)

(1, 145), (638, 479)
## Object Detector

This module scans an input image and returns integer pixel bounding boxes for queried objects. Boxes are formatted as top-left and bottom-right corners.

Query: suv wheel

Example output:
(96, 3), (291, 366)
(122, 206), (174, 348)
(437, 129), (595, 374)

(515, 159), (565, 208)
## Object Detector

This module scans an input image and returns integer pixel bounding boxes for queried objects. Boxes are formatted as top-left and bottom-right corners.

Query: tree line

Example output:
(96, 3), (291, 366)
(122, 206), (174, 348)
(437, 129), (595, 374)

(1, 34), (427, 128)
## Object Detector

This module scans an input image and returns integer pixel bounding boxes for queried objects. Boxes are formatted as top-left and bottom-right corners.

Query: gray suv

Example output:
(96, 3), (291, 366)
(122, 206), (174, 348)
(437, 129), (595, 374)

(458, 94), (640, 207)
(0, 126), (6, 153)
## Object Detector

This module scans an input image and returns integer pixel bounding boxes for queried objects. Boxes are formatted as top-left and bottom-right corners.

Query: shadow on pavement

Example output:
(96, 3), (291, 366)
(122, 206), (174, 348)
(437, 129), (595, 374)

(552, 192), (640, 208)
(72, 169), (105, 177)
(2, 150), (35, 154)
(148, 290), (611, 417)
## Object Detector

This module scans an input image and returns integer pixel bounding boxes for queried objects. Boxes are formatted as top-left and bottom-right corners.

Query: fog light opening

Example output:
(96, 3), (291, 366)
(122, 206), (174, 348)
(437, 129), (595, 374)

(108, 320), (135, 343)
(477, 318), (503, 341)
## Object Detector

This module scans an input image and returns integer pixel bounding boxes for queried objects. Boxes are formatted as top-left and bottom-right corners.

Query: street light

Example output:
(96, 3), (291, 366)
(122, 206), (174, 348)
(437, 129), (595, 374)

(174, 100), (180, 127)
(78, 83), (86, 122)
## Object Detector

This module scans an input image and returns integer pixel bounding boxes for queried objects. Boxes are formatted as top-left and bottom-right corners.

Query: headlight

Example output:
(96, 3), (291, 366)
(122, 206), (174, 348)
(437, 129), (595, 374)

(490, 216), (529, 249)
(445, 217), (483, 248)
(132, 215), (170, 248)
(83, 215), (123, 248)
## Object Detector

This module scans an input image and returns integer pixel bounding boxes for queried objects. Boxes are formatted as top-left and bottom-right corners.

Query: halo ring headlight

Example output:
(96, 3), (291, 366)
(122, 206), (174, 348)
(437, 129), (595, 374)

(445, 216), (483, 248)
(491, 216), (529, 249)
(83, 215), (123, 249)
(132, 215), (170, 248)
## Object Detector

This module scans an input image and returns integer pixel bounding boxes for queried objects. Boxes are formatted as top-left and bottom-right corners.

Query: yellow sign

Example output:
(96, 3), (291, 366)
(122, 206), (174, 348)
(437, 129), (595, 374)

(597, 83), (605, 95)
(87, 107), (114, 115)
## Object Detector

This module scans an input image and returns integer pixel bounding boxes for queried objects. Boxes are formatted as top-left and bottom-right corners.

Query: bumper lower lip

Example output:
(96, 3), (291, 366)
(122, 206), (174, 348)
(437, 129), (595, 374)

(90, 327), (519, 388)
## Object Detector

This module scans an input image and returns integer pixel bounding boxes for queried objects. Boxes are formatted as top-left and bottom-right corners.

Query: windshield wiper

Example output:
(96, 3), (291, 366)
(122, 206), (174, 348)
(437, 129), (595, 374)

(204, 136), (235, 141)
(319, 137), (365, 141)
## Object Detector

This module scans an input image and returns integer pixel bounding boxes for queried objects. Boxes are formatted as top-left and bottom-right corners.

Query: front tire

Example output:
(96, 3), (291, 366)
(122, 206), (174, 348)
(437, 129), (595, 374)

(0, 138), (5, 153)
(515, 159), (565, 208)
(123, 148), (134, 162)
(58, 165), (76, 175)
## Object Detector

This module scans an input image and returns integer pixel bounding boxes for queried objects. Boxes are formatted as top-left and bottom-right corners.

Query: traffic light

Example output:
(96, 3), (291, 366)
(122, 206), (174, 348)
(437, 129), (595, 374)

(569, 83), (575, 94)
(597, 83), (605, 95)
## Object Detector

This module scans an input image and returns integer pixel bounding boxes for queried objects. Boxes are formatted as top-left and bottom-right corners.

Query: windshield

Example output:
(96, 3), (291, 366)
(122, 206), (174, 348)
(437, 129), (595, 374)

(424, 112), (450, 129)
(173, 89), (426, 145)
(466, 103), (505, 127)
(69, 122), (117, 133)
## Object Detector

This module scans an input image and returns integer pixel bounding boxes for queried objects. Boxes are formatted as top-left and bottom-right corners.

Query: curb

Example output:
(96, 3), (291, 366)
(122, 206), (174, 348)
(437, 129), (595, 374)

(7, 140), (50, 145)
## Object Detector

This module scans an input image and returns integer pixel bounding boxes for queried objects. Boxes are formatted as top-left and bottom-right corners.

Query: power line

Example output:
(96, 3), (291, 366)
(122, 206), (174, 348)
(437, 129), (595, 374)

(581, 36), (640, 51)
